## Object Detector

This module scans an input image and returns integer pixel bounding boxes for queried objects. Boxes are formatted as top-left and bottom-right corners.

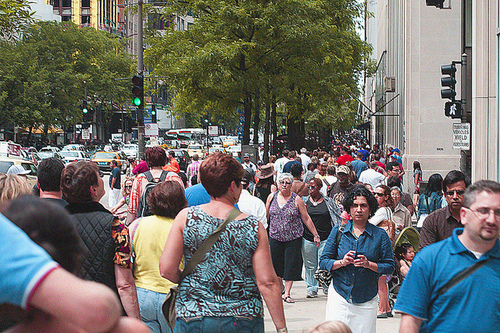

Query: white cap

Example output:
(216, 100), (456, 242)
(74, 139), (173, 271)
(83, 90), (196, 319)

(6, 164), (30, 175)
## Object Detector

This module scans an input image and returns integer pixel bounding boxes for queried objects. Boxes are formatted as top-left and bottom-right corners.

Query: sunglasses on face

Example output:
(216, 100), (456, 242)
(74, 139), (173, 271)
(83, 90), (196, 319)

(125, 185), (133, 189)
(280, 181), (292, 186)
(374, 192), (386, 197)
(445, 190), (465, 196)
(308, 185), (316, 189)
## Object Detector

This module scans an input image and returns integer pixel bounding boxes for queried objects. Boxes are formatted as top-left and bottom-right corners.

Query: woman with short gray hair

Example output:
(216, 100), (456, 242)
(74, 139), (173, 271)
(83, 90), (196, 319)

(266, 172), (320, 303)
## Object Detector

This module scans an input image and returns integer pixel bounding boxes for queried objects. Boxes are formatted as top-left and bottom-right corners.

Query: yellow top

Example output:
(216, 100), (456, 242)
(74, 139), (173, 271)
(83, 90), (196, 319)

(133, 215), (177, 293)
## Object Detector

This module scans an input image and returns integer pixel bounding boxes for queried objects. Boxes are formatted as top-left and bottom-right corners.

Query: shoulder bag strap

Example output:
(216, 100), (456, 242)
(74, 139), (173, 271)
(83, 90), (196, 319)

(425, 196), (430, 214)
(333, 224), (346, 259)
(179, 207), (241, 282)
(429, 258), (492, 308)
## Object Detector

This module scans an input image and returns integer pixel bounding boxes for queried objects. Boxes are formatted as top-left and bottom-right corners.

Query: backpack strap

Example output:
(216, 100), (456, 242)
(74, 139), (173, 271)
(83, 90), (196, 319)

(144, 170), (154, 182)
(159, 170), (168, 182)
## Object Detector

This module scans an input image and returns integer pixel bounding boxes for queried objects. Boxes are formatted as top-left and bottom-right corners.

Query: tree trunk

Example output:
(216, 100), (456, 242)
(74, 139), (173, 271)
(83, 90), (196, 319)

(271, 99), (277, 155)
(242, 94), (252, 145)
(252, 92), (260, 145)
(263, 101), (271, 163)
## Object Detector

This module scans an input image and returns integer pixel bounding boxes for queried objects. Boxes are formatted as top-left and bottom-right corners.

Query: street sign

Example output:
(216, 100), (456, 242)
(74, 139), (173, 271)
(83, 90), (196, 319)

(208, 126), (218, 136)
(145, 123), (159, 137)
(237, 108), (244, 114)
(237, 125), (244, 133)
(82, 129), (90, 140)
(239, 115), (245, 123)
(452, 123), (470, 150)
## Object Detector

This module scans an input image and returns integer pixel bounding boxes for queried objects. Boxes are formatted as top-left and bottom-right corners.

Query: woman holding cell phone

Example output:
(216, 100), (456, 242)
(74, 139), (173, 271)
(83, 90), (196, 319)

(319, 185), (395, 333)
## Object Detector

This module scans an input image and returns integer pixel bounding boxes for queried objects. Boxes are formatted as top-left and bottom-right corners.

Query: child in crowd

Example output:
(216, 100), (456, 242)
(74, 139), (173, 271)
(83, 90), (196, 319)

(395, 243), (415, 278)
(110, 177), (134, 219)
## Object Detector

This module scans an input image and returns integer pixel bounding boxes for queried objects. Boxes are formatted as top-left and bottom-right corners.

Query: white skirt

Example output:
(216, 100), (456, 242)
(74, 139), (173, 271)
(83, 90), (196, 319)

(325, 283), (378, 333)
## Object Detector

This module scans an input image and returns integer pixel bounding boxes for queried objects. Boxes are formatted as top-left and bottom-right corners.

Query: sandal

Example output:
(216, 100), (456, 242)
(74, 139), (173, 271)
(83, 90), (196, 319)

(283, 296), (295, 303)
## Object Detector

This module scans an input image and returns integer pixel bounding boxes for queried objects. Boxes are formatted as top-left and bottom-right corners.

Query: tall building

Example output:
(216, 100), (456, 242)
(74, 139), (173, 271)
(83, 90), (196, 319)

(363, 1), (463, 188)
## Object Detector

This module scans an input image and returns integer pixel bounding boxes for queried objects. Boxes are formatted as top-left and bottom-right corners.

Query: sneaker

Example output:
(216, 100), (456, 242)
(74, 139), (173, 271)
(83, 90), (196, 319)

(306, 291), (318, 298)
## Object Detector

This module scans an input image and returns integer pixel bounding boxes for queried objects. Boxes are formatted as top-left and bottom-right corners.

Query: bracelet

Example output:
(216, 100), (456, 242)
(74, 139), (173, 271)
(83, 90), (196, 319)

(339, 259), (344, 267)
(314, 235), (320, 238)
(277, 328), (288, 333)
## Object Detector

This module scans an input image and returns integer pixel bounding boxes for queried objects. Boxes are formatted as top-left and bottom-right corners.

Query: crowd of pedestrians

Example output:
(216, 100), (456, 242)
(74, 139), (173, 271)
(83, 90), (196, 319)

(1, 133), (500, 333)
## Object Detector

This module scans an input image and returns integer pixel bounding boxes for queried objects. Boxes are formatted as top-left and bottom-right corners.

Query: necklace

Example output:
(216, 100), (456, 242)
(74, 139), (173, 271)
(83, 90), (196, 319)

(310, 196), (322, 206)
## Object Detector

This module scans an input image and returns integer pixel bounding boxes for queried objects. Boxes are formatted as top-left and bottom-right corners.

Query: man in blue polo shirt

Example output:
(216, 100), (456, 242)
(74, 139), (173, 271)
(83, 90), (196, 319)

(395, 179), (500, 333)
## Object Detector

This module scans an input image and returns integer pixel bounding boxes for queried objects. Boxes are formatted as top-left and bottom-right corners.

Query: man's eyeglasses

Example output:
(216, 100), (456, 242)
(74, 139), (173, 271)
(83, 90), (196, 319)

(445, 190), (465, 197)
(465, 207), (500, 221)
(374, 192), (386, 197)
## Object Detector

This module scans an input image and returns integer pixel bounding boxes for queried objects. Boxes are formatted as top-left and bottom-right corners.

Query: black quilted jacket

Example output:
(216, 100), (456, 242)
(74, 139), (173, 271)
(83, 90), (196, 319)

(66, 201), (118, 295)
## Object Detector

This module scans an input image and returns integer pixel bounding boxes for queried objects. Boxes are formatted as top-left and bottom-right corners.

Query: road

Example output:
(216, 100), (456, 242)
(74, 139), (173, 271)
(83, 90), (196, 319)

(101, 174), (401, 333)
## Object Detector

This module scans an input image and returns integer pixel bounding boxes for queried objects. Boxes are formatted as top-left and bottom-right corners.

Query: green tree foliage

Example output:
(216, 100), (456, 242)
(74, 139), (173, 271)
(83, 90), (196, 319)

(145, 0), (371, 148)
(0, 0), (36, 40)
(0, 21), (135, 141)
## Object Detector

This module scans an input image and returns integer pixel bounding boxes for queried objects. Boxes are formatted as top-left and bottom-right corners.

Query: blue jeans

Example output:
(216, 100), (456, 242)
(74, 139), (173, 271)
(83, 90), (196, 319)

(174, 316), (264, 333)
(301, 238), (327, 293)
(136, 287), (171, 333)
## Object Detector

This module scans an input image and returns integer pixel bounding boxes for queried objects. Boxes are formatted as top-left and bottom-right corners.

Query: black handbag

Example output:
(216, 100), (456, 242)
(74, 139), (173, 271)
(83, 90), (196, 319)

(314, 224), (345, 287)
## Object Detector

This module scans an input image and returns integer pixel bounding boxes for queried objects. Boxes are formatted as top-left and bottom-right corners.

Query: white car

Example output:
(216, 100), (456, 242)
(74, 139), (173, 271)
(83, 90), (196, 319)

(226, 145), (241, 157)
(187, 144), (204, 158)
(122, 144), (138, 159)
(59, 150), (89, 164)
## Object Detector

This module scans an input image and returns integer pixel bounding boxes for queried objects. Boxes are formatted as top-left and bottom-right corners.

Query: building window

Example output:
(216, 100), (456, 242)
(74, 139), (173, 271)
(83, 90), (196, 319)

(81, 16), (90, 24)
(82, 0), (90, 7)
(62, 15), (71, 21)
(62, 0), (70, 7)
(51, 0), (60, 7)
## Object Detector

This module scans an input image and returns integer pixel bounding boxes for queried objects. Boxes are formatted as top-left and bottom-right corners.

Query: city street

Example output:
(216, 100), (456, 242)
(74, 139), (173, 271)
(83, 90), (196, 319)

(102, 174), (401, 333)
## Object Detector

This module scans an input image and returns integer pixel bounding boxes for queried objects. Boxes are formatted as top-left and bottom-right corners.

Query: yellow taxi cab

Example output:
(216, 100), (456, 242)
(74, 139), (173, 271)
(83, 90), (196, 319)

(91, 151), (129, 173)
(0, 156), (38, 187)
(187, 143), (205, 158)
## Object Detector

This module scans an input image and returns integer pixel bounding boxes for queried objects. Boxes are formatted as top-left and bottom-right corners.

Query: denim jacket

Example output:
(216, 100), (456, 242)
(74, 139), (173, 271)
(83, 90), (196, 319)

(301, 194), (342, 227)
(319, 220), (394, 303)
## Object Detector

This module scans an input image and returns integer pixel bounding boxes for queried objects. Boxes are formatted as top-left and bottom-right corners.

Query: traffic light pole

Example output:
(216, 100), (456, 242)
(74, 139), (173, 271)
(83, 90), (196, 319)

(137, 0), (146, 160)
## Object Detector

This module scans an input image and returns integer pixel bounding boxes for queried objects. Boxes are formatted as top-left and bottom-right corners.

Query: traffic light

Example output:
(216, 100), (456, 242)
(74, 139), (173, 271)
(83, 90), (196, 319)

(132, 74), (144, 107)
(151, 104), (157, 123)
(441, 64), (456, 100)
(281, 117), (286, 130)
(445, 101), (462, 119)
(82, 100), (88, 113)
(426, 0), (445, 8)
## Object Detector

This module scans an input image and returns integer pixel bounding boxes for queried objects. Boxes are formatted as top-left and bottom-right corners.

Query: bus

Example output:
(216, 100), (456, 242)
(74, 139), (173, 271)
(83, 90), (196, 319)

(166, 128), (206, 148)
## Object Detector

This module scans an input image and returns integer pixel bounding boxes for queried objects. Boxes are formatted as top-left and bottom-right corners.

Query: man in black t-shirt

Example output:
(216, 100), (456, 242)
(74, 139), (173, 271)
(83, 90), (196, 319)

(108, 160), (121, 208)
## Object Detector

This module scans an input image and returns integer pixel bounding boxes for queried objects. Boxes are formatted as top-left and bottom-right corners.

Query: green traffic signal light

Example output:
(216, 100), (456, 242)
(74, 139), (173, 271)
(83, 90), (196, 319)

(82, 100), (88, 113)
(133, 97), (142, 106)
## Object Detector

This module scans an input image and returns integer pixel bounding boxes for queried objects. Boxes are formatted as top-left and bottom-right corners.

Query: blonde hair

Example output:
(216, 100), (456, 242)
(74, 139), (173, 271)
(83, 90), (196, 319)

(303, 321), (352, 333)
(0, 173), (32, 205)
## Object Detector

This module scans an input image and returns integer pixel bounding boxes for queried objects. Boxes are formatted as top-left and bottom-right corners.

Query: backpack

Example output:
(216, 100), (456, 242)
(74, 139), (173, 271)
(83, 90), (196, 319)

(138, 170), (168, 217)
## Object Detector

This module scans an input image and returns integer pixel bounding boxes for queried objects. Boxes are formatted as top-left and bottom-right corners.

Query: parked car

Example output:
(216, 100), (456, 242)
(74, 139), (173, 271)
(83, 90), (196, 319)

(169, 149), (191, 172)
(38, 146), (62, 159)
(187, 143), (204, 158)
(0, 156), (37, 187)
(226, 145), (241, 158)
(122, 144), (138, 159)
(59, 150), (89, 164)
(62, 144), (85, 151)
(91, 151), (129, 173)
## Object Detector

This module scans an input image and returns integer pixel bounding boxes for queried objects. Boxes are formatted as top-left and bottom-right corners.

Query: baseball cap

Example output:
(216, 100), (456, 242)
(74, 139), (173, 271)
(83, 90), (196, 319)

(391, 148), (400, 153)
(243, 153), (250, 158)
(337, 165), (350, 175)
(7, 165), (31, 175)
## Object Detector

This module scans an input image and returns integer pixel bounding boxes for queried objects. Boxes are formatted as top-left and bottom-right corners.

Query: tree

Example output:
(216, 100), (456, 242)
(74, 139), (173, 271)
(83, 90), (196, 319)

(145, 0), (371, 151)
(0, 0), (36, 40)
(0, 21), (135, 143)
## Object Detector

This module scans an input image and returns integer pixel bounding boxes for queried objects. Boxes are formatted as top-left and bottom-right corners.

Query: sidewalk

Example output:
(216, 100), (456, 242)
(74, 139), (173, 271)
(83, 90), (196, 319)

(263, 280), (401, 333)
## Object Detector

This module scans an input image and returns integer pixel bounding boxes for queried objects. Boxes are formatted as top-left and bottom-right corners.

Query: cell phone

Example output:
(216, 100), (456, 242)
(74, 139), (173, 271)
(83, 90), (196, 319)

(354, 252), (363, 259)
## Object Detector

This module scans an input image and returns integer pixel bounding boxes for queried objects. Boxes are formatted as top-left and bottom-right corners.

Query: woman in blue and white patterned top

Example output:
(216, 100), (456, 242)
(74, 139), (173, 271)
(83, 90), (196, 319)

(160, 152), (287, 333)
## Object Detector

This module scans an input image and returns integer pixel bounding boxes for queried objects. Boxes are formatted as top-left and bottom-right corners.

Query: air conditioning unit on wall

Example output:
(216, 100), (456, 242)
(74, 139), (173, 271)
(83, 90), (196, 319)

(385, 76), (396, 92)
